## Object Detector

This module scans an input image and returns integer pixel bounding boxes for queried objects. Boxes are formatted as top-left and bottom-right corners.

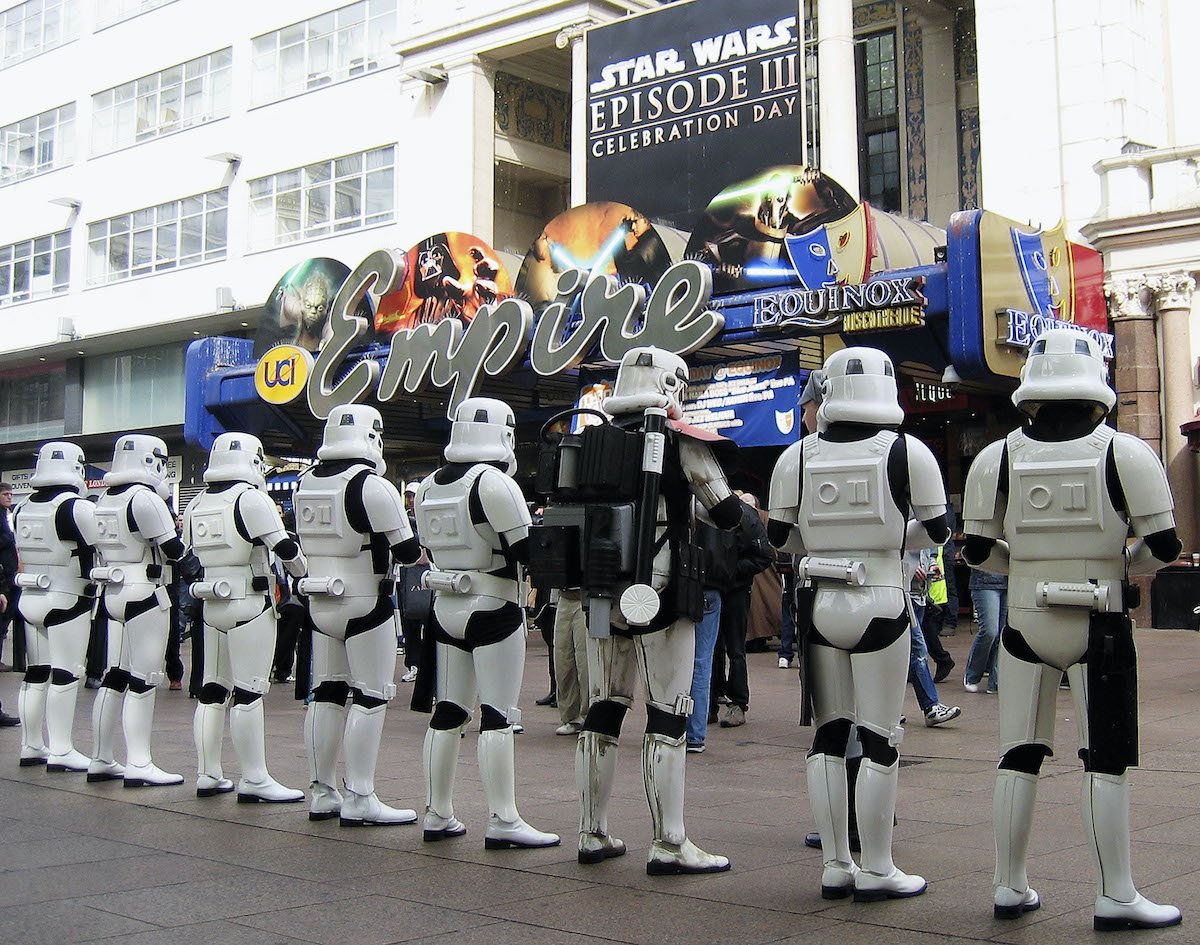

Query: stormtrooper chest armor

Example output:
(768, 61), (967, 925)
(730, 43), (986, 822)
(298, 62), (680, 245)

(417, 465), (502, 573)
(16, 493), (78, 575)
(799, 431), (905, 554)
(189, 485), (268, 577)
(1004, 426), (1127, 563)
(295, 464), (377, 576)
(94, 487), (153, 566)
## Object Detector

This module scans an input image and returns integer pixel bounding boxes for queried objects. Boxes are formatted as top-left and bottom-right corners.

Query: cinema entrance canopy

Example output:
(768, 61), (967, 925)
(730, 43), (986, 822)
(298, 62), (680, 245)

(183, 166), (1109, 484)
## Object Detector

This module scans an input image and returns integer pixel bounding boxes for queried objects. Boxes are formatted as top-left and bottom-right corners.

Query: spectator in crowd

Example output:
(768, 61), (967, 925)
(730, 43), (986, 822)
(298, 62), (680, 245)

(921, 541), (956, 683)
(0, 560), (18, 724)
(164, 513), (188, 691)
(906, 548), (962, 728)
(0, 482), (19, 670)
(777, 556), (797, 668)
(707, 492), (773, 729)
(964, 568), (1007, 694)
(685, 507), (727, 754)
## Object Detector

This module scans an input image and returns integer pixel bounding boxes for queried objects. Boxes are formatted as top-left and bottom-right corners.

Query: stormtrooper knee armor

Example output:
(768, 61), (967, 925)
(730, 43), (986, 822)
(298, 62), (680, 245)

(768, 346), (950, 901)
(88, 434), (186, 787)
(539, 347), (741, 875)
(295, 405), (422, 826)
(415, 397), (558, 850)
(13, 442), (99, 772)
(963, 328), (1181, 931)
(184, 432), (307, 803)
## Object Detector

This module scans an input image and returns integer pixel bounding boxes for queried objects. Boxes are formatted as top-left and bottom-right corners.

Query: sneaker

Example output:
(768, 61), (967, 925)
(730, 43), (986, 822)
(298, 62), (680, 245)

(719, 705), (746, 728)
(964, 678), (983, 693)
(924, 704), (962, 727)
(933, 657), (955, 683)
(778, 657), (791, 669)
(168, 680), (182, 691)
(555, 721), (582, 736)
(400, 668), (418, 683)
(686, 742), (706, 754)
(512, 724), (524, 734)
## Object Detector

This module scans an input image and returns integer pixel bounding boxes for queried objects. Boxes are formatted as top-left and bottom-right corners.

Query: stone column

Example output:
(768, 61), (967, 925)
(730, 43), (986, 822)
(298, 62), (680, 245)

(1149, 271), (1198, 552)
(1105, 276), (1161, 456)
(816, 0), (859, 199)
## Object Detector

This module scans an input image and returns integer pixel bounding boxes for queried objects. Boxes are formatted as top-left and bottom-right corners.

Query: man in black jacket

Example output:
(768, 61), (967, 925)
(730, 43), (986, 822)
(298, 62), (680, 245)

(705, 493), (773, 728)
(0, 559), (19, 725)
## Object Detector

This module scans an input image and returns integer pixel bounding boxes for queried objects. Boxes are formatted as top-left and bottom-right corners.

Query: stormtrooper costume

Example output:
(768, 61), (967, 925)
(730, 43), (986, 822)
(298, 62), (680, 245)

(89, 435), (186, 787)
(413, 397), (559, 850)
(13, 442), (99, 771)
(295, 404), (422, 826)
(962, 328), (1182, 932)
(184, 433), (307, 803)
(767, 347), (949, 902)
(563, 347), (743, 875)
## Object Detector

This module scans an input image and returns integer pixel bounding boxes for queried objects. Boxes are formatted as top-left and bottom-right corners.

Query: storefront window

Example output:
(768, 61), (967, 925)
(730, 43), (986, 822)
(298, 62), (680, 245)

(82, 343), (185, 433)
(0, 103), (74, 184)
(0, 363), (65, 444)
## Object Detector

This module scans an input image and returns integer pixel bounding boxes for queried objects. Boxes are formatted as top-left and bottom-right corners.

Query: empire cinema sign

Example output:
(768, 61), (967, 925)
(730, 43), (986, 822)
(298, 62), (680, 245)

(305, 250), (723, 419)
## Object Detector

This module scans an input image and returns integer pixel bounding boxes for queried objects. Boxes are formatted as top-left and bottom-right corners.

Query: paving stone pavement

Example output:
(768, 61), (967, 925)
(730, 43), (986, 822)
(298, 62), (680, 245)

(1, 627), (1197, 944)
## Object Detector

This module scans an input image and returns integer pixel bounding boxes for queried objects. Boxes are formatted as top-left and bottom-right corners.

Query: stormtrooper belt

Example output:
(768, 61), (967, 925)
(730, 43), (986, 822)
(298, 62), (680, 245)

(299, 573), (390, 598)
(424, 569), (519, 603)
(15, 572), (90, 596)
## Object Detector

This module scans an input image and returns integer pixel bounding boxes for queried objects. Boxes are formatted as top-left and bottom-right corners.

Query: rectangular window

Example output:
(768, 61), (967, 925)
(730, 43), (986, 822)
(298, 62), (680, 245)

(82, 343), (185, 434)
(0, 229), (70, 306)
(248, 146), (393, 248)
(0, 363), (66, 444)
(0, 102), (74, 184)
(94, 0), (176, 29)
(86, 189), (226, 285)
(1, 0), (78, 69)
(251, 0), (396, 105)
(91, 48), (231, 155)
(856, 30), (901, 212)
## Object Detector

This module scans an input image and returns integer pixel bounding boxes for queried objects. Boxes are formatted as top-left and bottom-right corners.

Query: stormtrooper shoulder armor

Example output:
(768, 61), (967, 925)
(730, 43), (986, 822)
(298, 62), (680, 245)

(359, 473), (411, 543)
(963, 439), (1007, 539)
(1110, 432), (1174, 523)
(678, 436), (734, 513)
(768, 440), (803, 525)
(476, 467), (531, 542)
(130, 486), (179, 544)
(236, 487), (292, 546)
(903, 434), (948, 520)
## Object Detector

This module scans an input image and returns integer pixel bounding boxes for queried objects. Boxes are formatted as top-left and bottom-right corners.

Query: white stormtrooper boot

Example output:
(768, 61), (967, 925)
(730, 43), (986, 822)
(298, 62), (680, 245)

(1084, 772), (1182, 931)
(422, 726), (467, 841)
(231, 697), (303, 803)
(193, 700), (233, 797)
(18, 677), (49, 767)
(576, 730), (626, 864)
(122, 687), (183, 787)
(806, 753), (859, 899)
(304, 699), (346, 820)
(339, 702), (416, 826)
(993, 769), (1041, 919)
(853, 759), (926, 900)
(87, 684), (126, 782)
(643, 732), (730, 875)
(478, 728), (559, 849)
(45, 679), (90, 772)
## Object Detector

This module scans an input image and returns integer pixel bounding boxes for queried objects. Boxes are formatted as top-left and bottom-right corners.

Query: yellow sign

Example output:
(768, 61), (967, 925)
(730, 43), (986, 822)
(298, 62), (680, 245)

(255, 345), (313, 404)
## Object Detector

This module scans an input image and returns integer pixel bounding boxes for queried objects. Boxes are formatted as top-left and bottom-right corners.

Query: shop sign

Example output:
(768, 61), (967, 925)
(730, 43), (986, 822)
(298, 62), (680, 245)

(254, 345), (313, 405)
(304, 250), (724, 420)
(753, 276), (927, 333)
(899, 380), (969, 414)
(999, 308), (1114, 358)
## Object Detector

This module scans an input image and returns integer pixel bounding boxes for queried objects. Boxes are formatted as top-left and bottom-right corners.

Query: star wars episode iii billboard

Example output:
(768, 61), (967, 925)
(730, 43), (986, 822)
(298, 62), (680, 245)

(586, 0), (802, 229)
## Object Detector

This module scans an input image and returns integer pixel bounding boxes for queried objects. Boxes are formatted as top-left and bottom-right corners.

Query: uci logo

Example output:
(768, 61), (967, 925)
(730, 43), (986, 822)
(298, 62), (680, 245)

(255, 345), (313, 405)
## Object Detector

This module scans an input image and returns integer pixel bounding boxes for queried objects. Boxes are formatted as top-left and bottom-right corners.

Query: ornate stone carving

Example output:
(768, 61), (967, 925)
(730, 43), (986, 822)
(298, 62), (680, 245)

(1148, 271), (1196, 312)
(1104, 276), (1153, 320)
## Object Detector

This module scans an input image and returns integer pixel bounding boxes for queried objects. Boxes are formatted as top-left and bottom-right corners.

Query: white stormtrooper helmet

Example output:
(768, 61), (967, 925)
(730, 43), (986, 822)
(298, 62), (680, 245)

(318, 404), (386, 474)
(204, 432), (268, 488)
(817, 346), (904, 427)
(445, 397), (517, 474)
(105, 434), (170, 488)
(603, 347), (689, 421)
(404, 481), (421, 496)
(1012, 327), (1116, 417)
(30, 441), (86, 492)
